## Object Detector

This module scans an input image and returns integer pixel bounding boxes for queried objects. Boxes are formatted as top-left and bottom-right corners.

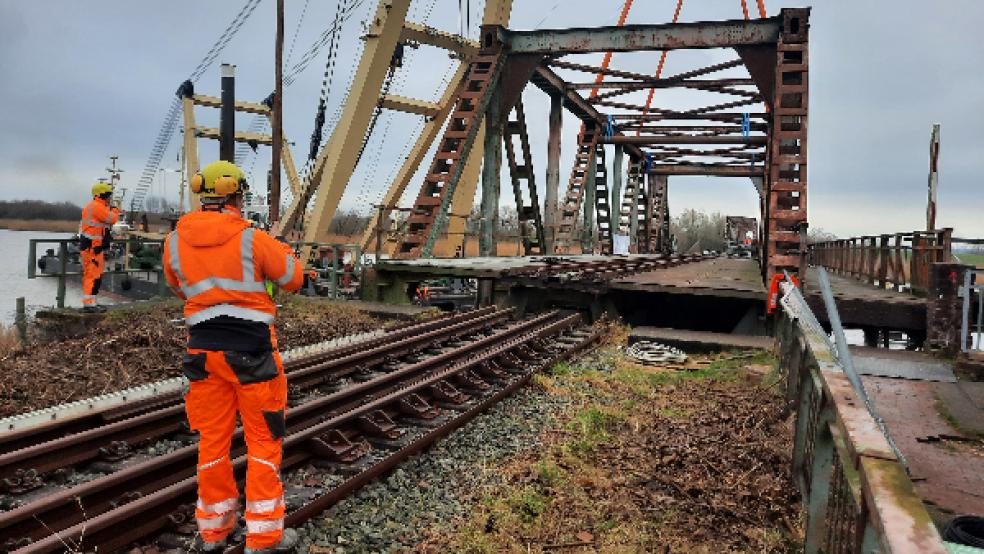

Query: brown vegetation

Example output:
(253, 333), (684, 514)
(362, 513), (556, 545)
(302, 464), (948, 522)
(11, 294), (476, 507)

(0, 296), (382, 418)
(0, 323), (20, 359)
(421, 346), (801, 553)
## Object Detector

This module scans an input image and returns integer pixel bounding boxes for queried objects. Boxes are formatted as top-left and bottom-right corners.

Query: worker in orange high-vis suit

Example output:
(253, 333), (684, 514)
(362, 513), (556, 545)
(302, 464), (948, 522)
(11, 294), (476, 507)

(78, 182), (120, 313)
(163, 161), (303, 553)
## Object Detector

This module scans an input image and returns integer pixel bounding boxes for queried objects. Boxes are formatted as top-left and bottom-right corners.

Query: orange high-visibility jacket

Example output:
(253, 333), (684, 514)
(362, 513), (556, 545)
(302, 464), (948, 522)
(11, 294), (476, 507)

(79, 198), (119, 241)
(163, 210), (303, 327)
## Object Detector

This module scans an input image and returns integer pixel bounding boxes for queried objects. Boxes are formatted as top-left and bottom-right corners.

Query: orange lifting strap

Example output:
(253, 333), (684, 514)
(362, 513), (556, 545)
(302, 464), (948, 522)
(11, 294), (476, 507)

(639, 0), (769, 132)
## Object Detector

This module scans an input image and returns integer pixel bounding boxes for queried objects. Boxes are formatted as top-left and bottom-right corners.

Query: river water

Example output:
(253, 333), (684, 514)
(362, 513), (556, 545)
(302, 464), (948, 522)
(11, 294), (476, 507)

(0, 229), (84, 324)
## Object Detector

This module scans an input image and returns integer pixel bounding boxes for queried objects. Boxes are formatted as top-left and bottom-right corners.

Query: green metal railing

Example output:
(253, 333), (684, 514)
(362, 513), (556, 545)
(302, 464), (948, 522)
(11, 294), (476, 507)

(28, 238), (366, 308)
(776, 282), (947, 553)
(27, 238), (167, 308)
(291, 242), (362, 299)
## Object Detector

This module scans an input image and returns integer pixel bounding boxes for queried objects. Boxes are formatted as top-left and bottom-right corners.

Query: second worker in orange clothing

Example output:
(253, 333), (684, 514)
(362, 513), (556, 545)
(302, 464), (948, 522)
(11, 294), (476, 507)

(78, 182), (120, 313)
(163, 160), (303, 553)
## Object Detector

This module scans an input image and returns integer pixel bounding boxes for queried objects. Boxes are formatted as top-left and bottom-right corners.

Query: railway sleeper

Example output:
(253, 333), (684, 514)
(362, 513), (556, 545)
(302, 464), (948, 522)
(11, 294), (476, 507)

(356, 411), (401, 440)
(2, 314), (583, 551)
(397, 393), (440, 420)
(308, 430), (371, 464)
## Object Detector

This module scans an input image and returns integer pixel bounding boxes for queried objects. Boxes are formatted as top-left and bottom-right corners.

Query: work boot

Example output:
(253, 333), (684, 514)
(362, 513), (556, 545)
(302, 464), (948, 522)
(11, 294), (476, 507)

(244, 529), (299, 554)
(80, 306), (100, 314)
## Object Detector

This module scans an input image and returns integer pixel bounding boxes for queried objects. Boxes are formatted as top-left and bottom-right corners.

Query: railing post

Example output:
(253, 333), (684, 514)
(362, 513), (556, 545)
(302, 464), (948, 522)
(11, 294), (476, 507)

(331, 245), (340, 299)
(878, 235), (889, 288)
(804, 407), (836, 554)
(894, 233), (905, 291)
(15, 297), (27, 342)
(911, 232), (925, 294)
(57, 241), (67, 309)
(940, 227), (953, 263)
(27, 240), (37, 279)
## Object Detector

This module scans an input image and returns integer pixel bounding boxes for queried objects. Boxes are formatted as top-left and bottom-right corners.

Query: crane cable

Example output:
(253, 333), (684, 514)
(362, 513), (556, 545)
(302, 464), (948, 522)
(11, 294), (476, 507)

(306, 0), (350, 167)
(130, 0), (263, 211)
(637, 0), (767, 137)
(637, 0), (684, 135)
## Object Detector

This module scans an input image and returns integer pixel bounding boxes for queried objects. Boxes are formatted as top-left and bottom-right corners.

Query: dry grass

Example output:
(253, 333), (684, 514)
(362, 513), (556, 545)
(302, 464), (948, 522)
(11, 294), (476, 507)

(420, 347), (801, 553)
(0, 218), (78, 232)
(0, 323), (21, 358)
(0, 297), (383, 418)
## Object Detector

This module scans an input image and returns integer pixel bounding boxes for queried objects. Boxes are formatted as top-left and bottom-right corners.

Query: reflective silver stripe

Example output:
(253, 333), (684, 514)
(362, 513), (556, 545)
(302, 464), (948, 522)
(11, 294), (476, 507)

(275, 254), (296, 286)
(245, 496), (284, 514)
(102, 209), (115, 225)
(183, 276), (267, 297)
(198, 497), (238, 515)
(171, 228), (267, 300)
(198, 511), (236, 530)
(198, 455), (226, 471)
(241, 228), (256, 282)
(249, 455), (279, 472)
(245, 518), (284, 534)
(81, 232), (102, 240)
(186, 304), (274, 326)
(82, 295), (96, 300)
(167, 232), (188, 288)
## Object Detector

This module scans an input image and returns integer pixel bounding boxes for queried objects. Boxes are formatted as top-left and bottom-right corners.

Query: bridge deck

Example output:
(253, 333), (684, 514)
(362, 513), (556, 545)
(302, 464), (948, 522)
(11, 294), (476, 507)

(370, 256), (929, 330)
(613, 257), (766, 300)
(803, 267), (927, 331)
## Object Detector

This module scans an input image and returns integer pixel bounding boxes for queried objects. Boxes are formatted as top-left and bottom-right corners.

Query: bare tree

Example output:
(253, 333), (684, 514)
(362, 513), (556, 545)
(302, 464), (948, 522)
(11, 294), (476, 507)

(671, 209), (727, 252)
(807, 227), (838, 244)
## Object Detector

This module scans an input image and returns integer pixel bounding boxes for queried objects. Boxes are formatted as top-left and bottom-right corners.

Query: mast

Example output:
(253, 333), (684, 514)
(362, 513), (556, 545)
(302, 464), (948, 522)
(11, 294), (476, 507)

(270, 0), (284, 225)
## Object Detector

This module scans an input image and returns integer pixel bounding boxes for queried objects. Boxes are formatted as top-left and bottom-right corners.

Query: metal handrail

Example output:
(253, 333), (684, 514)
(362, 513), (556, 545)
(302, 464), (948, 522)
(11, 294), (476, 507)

(777, 280), (945, 553)
(960, 268), (983, 352)
(807, 228), (953, 295)
(27, 238), (167, 308)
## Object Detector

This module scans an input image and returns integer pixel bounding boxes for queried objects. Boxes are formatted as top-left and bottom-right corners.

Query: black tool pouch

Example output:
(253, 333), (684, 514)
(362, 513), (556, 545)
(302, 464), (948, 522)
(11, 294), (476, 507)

(225, 351), (278, 385)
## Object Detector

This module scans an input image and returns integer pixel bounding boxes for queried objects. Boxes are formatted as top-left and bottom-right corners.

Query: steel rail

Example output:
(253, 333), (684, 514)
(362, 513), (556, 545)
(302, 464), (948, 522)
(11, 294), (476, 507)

(16, 314), (595, 553)
(0, 308), (495, 458)
(0, 308), (496, 456)
(0, 308), (513, 485)
(2, 311), (562, 548)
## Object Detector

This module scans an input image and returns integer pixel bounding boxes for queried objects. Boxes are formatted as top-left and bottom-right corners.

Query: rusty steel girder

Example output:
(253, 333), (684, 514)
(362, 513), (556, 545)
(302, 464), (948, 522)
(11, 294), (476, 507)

(499, 17), (781, 54)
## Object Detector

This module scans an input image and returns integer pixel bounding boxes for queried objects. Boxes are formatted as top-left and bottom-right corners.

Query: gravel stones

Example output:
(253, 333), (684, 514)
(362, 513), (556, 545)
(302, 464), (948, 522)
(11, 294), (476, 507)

(297, 387), (571, 553)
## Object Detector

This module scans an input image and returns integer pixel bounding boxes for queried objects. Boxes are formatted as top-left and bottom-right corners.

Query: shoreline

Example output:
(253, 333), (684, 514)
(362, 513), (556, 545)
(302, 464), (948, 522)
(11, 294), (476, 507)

(0, 219), (78, 233)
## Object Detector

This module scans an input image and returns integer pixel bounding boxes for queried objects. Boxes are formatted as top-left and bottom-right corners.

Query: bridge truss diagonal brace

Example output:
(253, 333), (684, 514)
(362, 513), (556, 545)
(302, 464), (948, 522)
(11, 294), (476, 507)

(392, 51), (507, 258)
(503, 100), (546, 255)
(358, 63), (469, 253)
(280, 0), (411, 258)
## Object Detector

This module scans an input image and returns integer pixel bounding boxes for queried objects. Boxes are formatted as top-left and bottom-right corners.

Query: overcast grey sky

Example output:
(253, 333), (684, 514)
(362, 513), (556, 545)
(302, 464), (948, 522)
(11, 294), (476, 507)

(1, 0), (981, 238)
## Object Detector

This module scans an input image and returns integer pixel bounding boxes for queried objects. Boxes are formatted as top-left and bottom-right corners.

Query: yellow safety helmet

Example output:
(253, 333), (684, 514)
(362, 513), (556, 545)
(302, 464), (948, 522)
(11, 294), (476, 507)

(92, 181), (113, 197)
(190, 160), (248, 198)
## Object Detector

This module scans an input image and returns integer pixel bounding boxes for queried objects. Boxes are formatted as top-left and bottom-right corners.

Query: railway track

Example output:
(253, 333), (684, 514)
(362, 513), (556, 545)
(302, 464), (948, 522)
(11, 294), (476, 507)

(0, 309), (600, 553)
(0, 308), (501, 454)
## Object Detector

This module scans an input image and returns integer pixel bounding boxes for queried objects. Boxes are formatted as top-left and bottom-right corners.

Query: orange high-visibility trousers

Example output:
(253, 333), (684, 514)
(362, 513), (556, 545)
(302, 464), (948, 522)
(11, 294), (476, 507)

(80, 244), (106, 307)
(183, 337), (288, 549)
